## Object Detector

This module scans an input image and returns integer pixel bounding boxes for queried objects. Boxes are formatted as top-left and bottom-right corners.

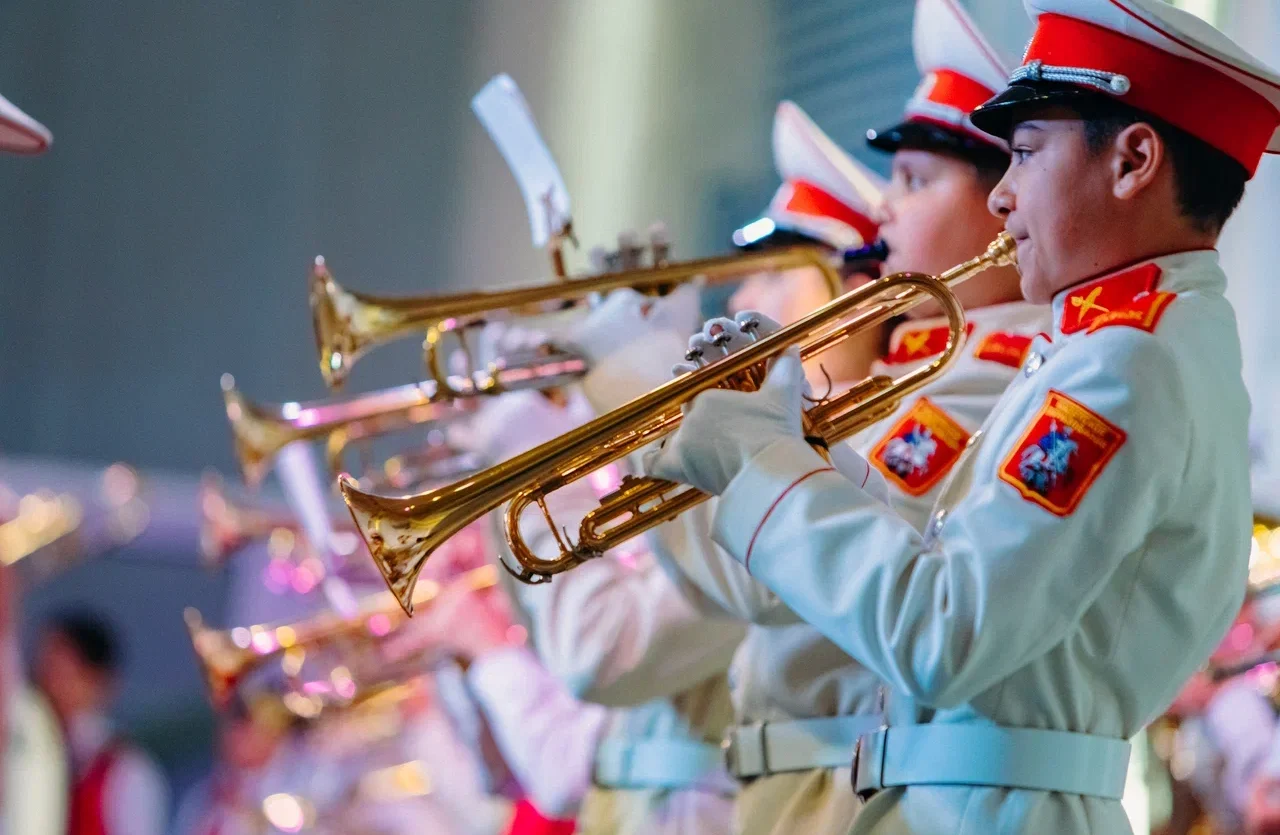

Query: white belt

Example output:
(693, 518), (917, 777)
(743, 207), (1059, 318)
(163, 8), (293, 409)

(853, 725), (1131, 800)
(723, 715), (884, 779)
(593, 737), (724, 790)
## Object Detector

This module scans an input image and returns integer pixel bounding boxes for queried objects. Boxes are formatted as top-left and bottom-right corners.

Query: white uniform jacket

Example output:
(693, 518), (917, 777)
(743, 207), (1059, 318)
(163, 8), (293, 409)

(699, 250), (1251, 834)
(473, 372), (746, 834)
(647, 301), (1049, 835)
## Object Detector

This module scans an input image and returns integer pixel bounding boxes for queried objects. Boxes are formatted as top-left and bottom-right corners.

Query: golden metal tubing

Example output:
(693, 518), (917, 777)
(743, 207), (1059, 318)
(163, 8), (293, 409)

(183, 564), (497, 707)
(311, 246), (843, 389)
(221, 374), (466, 489)
(341, 234), (1015, 613)
(198, 474), (304, 568)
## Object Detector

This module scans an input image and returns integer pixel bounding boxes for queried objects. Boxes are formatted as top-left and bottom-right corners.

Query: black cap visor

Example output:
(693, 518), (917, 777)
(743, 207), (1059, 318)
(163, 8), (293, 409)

(970, 81), (1102, 142)
(865, 119), (1010, 173)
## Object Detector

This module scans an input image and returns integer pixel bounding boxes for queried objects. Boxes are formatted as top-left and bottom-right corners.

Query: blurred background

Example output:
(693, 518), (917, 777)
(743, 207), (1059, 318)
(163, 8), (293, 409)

(0, 0), (1277, 828)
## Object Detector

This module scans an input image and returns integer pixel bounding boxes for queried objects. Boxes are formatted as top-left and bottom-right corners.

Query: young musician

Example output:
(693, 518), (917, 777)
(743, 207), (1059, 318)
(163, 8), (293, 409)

(641, 5), (1048, 832)
(647, 0), (1280, 832)
(34, 611), (169, 835)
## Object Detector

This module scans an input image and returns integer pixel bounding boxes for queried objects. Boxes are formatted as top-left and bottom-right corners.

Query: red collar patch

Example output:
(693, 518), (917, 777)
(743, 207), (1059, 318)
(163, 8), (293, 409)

(998, 389), (1127, 517)
(973, 331), (1034, 369)
(1060, 263), (1163, 335)
(870, 398), (970, 497)
(885, 322), (974, 365)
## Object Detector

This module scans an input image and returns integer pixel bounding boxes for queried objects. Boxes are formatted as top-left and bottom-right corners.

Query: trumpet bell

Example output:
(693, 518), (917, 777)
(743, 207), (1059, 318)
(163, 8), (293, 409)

(339, 476), (470, 615)
(184, 607), (247, 707)
(221, 376), (298, 489)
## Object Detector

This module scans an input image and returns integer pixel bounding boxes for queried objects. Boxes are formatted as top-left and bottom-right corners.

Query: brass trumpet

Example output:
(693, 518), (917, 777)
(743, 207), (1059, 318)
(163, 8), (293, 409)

(184, 564), (498, 706)
(198, 473), (308, 568)
(221, 373), (474, 489)
(0, 463), (147, 580)
(311, 246), (843, 389)
(341, 234), (1017, 613)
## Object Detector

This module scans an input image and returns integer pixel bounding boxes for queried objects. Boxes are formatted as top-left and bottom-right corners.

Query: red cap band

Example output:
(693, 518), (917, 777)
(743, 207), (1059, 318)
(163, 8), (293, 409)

(1026, 13), (1280, 174)
(922, 69), (998, 115)
(783, 180), (880, 245)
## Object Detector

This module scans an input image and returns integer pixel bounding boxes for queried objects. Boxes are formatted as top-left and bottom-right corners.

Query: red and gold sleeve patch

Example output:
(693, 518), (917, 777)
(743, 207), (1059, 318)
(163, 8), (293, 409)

(870, 398), (970, 497)
(973, 331), (1034, 369)
(998, 389), (1127, 517)
(1086, 292), (1177, 335)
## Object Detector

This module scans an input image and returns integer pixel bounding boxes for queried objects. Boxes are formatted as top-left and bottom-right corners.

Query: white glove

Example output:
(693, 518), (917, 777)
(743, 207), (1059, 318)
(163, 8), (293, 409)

(559, 284), (702, 363)
(554, 284), (702, 414)
(644, 344), (806, 496)
(645, 310), (888, 500)
(446, 387), (594, 466)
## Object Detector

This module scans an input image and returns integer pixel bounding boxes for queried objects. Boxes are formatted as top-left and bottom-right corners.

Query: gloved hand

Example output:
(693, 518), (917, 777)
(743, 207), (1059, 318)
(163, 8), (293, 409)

(446, 382), (594, 466)
(550, 283), (701, 414)
(644, 310), (889, 501)
(380, 575), (519, 665)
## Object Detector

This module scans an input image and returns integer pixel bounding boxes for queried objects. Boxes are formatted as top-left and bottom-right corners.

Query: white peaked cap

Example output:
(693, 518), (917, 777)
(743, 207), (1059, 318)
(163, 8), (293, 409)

(0, 92), (51, 155)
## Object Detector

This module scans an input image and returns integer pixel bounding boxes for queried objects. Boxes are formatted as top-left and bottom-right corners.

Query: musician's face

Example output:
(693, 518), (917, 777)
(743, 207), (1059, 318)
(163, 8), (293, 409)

(880, 149), (1008, 316)
(988, 111), (1114, 304)
(730, 264), (833, 325)
(34, 632), (110, 719)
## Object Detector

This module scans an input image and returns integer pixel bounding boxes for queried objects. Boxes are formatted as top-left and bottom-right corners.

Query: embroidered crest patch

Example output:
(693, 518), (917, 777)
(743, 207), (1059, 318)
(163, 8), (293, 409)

(973, 332), (1034, 369)
(885, 322), (975, 365)
(871, 398), (970, 497)
(1086, 292), (1177, 335)
(999, 390), (1127, 516)
(1061, 262), (1164, 335)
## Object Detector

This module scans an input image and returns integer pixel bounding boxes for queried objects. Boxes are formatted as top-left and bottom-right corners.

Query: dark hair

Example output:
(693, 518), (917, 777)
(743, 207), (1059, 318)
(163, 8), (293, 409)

(1072, 97), (1247, 234)
(48, 611), (121, 673)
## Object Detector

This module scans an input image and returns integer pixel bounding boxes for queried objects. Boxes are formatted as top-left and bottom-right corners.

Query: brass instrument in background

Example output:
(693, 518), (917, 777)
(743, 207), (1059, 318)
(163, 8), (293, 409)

(342, 234), (1017, 613)
(198, 474), (311, 568)
(311, 243), (843, 390)
(184, 564), (498, 707)
(0, 463), (147, 579)
(221, 373), (477, 490)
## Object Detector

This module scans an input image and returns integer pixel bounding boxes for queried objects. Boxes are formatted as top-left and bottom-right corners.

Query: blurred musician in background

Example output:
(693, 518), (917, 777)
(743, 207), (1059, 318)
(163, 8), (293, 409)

(33, 611), (169, 835)
(1, 90), (63, 835)
(171, 693), (296, 835)
(385, 228), (747, 835)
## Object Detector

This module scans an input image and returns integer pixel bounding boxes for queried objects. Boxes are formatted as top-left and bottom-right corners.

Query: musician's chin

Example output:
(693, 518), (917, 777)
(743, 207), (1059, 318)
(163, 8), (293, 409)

(1013, 238), (1050, 305)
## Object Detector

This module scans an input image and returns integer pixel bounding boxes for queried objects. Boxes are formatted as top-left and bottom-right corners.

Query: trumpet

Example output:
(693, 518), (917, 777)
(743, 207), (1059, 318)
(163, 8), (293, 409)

(221, 373), (477, 489)
(184, 564), (498, 707)
(198, 473), (307, 568)
(342, 234), (1017, 613)
(311, 245), (844, 389)
(0, 463), (147, 581)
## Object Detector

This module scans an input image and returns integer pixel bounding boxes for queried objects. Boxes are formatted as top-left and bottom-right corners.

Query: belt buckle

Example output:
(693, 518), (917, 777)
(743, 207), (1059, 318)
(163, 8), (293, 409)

(722, 723), (768, 780)
(852, 727), (888, 801)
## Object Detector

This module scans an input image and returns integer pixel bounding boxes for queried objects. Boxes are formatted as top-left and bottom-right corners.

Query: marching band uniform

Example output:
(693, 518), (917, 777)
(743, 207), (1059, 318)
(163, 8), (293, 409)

(643, 10), (1046, 835)
(646, 2), (1280, 833)
(456, 378), (745, 835)
(64, 712), (169, 835)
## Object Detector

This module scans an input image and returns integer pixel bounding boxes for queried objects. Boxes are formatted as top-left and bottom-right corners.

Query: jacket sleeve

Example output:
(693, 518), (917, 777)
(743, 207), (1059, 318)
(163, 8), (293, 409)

(467, 646), (608, 818)
(509, 476), (746, 706)
(710, 330), (1198, 708)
